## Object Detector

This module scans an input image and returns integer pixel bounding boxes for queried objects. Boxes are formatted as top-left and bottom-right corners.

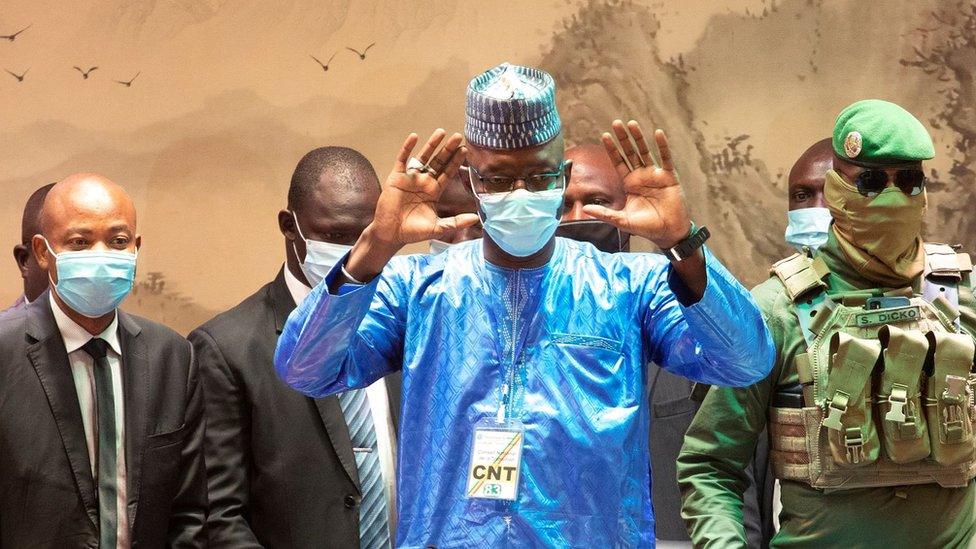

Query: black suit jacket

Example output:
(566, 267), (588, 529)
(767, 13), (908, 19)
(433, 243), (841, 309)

(649, 365), (773, 547)
(189, 270), (401, 549)
(0, 292), (207, 548)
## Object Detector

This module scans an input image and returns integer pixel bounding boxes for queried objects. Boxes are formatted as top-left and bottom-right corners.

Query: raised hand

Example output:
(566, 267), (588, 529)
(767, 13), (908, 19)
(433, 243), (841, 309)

(339, 129), (479, 285)
(583, 120), (692, 249)
(373, 129), (479, 247)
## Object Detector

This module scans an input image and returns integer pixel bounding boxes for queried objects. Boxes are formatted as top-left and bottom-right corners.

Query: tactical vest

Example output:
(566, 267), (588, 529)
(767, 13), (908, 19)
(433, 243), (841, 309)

(768, 243), (976, 489)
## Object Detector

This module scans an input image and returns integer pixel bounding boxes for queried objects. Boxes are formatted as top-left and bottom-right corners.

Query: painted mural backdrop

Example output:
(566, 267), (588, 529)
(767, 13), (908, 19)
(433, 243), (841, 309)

(1, 0), (973, 333)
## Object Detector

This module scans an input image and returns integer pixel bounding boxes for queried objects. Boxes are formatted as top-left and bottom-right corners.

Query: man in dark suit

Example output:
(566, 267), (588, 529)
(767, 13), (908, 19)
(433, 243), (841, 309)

(0, 173), (207, 547)
(191, 146), (397, 548)
(3, 182), (55, 315)
(561, 144), (770, 546)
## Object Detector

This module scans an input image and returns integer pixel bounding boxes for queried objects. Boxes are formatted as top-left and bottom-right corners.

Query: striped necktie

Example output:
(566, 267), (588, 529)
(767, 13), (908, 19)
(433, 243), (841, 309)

(338, 388), (391, 549)
(81, 337), (118, 549)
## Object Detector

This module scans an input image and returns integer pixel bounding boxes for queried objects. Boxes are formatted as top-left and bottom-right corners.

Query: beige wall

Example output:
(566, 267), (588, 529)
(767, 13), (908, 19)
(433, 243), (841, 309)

(2, 0), (973, 333)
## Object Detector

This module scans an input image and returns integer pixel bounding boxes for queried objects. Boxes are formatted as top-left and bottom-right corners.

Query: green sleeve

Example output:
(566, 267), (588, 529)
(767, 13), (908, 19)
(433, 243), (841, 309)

(676, 279), (790, 548)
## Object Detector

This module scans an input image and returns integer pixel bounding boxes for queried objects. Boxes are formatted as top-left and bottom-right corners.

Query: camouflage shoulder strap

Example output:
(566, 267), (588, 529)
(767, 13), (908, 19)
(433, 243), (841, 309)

(771, 253), (832, 348)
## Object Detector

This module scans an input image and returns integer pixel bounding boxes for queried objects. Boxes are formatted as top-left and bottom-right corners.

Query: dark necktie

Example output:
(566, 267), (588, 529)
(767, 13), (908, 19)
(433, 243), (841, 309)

(82, 338), (118, 549)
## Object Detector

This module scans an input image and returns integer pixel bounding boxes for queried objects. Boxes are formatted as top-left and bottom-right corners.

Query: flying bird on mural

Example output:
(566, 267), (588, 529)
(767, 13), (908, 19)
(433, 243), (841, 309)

(310, 53), (337, 72)
(4, 68), (28, 82)
(0, 24), (31, 42)
(74, 66), (98, 79)
(345, 42), (375, 60)
(115, 72), (141, 87)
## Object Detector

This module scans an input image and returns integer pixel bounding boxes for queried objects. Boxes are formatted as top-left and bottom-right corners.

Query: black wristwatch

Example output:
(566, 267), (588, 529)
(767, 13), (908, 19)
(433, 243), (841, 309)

(665, 224), (710, 262)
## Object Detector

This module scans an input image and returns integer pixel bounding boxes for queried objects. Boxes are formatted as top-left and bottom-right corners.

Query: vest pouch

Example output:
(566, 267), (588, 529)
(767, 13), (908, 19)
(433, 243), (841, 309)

(822, 333), (882, 467)
(876, 326), (931, 463)
(924, 332), (976, 465)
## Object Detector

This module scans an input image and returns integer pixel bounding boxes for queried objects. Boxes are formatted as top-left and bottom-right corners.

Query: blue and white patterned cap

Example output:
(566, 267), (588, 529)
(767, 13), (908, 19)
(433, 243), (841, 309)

(465, 63), (561, 150)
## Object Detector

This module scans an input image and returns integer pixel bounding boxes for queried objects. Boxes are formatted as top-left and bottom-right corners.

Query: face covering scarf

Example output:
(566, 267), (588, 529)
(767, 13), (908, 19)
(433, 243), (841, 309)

(291, 211), (353, 287)
(824, 169), (926, 287)
(478, 188), (564, 258)
(785, 207), (832, 253)
(45, 238), (137, 318)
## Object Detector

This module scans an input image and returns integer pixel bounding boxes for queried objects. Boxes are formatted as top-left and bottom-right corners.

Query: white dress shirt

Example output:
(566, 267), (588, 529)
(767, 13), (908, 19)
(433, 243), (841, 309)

(284, 265), (398, 534)
(50, 297), (130, 547)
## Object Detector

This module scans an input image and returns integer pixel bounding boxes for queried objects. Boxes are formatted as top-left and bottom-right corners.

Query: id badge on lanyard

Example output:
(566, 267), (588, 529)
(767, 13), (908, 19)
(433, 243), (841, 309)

(465, 416), (524, 501)
(467, 271), (534, 501)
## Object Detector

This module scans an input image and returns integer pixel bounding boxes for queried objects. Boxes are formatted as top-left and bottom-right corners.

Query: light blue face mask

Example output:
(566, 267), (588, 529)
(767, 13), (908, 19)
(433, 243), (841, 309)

(291, 211), (353, 287)
(477, 188), (564, 257)
(785, 207), (832, 253)
(45, 238), (137, 318)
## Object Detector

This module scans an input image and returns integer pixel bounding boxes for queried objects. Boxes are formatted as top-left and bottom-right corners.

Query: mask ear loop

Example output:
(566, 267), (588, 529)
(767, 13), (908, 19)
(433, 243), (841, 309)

(613, 226), (624, 253)
(553, 169), (568, 220)
(465, 166), (491, 227)
(42, 236), (59, 260)
(290, 211), (309, 266)
(40, 236), (63, 298)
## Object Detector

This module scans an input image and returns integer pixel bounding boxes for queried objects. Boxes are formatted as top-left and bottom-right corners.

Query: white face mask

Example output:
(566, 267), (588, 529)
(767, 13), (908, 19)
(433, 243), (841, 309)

(291, 211), (353, 287)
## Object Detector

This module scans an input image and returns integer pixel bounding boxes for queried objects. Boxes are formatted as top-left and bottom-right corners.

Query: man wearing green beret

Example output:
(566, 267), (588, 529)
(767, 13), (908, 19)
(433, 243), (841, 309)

(677, 99), (976, 547)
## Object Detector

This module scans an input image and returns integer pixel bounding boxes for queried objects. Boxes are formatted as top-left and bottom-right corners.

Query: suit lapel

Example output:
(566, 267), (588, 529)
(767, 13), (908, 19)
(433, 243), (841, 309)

(118, 310), (147, 533)
(314, 397), (360, 490)
(269, 269), (362, 491)
(25, 293), (98, 528)
(270, 268), (295, 337)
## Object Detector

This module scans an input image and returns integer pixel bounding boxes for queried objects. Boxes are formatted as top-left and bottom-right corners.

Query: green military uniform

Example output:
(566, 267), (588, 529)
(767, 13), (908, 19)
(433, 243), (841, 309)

(678, 101), (976, 548)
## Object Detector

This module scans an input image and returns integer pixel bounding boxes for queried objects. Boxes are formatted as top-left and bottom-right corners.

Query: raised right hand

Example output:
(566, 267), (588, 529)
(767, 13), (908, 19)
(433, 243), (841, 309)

(341, 129), (480, 284)
(373, 129), (480, 247)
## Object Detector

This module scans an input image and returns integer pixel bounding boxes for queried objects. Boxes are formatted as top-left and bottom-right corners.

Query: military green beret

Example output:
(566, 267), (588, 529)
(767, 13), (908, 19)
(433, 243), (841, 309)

(832, 99), (935, 167)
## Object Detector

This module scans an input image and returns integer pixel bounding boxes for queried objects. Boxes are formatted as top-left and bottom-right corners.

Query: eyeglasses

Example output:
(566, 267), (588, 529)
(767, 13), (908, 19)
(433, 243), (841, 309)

(462, 162), (567, 195)
(853, 168), (926, 197)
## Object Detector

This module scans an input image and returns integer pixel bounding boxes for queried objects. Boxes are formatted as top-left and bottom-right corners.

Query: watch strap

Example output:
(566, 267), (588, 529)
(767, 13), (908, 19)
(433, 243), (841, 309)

(666, 225), (710, 261)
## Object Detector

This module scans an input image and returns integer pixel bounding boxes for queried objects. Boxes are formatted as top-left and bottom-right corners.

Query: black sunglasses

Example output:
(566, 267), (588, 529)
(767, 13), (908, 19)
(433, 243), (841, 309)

(853, 169), (926, 198)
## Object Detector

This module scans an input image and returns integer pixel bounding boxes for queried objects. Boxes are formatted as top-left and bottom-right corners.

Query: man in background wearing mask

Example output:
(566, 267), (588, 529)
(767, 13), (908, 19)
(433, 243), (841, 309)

(3, 182), (55, 315)
(672, 137), (834, 547)
(557, 142), (629, 252)
(785, 138), (833, 254)
(430, 171), (482, 254)
(559, 143), (769, 547)
(189, 147), (398, 548)
(274, 63), (773, 546)
(679, 100), (976, 547)
(0, 174), (207, 547)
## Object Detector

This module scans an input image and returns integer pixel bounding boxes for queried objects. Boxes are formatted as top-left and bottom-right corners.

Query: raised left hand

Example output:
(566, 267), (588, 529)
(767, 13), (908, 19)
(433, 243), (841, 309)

(583, 120), (692, 249)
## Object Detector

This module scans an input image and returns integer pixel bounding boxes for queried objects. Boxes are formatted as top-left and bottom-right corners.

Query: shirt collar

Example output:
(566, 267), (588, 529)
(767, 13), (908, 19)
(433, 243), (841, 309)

(282, 263), (311, 306)
(49, 296), (122, 355)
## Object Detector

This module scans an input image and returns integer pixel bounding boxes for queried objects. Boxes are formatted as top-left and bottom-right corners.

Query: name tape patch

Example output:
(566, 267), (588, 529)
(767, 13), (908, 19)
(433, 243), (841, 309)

(855, 306), (921, 327)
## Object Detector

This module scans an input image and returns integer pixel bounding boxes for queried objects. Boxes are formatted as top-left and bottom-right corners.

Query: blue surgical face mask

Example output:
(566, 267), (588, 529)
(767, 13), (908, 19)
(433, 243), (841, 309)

(785, 207), (832, 253)
(291, 211), (353, 287)
(45, 238), (137, 318)
(477, 188), (564, 257)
